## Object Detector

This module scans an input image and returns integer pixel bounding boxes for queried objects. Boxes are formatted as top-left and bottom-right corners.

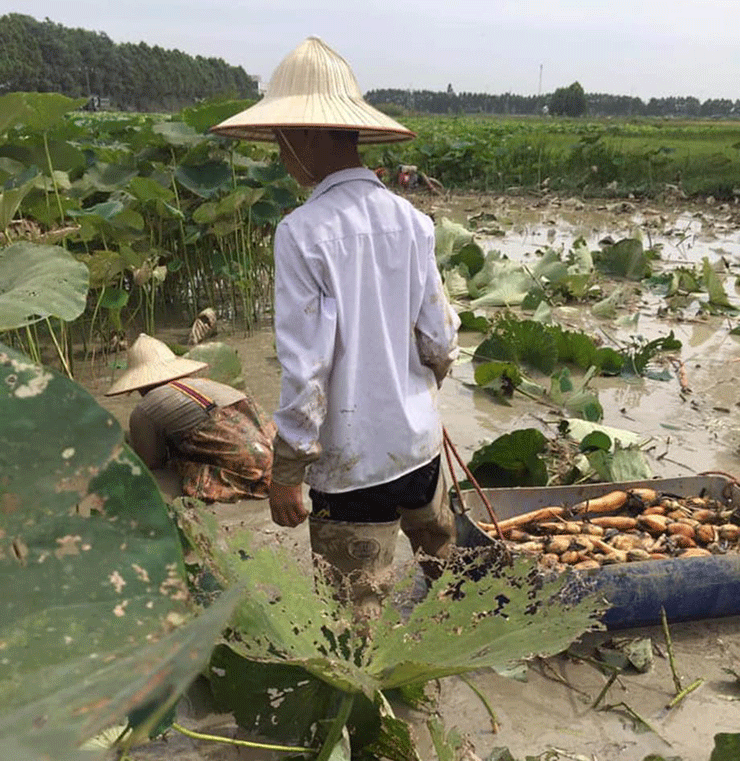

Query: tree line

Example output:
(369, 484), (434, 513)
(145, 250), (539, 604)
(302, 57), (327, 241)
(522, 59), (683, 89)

(0, 14), (258, 112)
(365, 85), (740, 119)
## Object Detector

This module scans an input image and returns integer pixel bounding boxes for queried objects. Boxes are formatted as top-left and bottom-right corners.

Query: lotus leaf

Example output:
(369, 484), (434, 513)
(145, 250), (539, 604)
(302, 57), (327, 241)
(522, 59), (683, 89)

(184, 341), (245, 389)
(175, 161), (231, 198)
(0, 344), (241, 758)
(702, 256), (732, 308)
(434, 217), (474, 267)
(179, 99), (256, 135)
(128, 175), (175, 205)
(152, 120), (202, 147)
(82, 163), (139, 192)
(174, 500), (604, 703)
(594, 238), (649, 280)
(0, 92), (87, 134)
(470, 254), (535, 306)
(0, 242), (89, 330)
(0, 175), (36, 230)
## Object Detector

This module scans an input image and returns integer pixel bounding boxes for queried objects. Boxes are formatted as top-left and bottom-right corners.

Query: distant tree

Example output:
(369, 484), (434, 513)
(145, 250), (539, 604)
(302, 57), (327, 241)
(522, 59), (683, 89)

(0, 13), (258, 110)
(550, 82), (587, 117)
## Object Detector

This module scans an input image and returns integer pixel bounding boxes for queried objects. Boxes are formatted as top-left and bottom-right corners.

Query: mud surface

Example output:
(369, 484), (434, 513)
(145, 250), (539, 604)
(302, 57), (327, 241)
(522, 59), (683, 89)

(82, 191), (740, 761)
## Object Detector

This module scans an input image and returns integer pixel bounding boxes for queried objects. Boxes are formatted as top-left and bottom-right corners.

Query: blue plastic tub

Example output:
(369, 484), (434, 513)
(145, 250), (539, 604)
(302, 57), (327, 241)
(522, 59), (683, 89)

(453, 475), (740, 629)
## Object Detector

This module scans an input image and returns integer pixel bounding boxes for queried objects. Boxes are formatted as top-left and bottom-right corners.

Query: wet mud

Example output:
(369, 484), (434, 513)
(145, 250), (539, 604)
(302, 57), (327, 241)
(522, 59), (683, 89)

(81, 192), (740, 761)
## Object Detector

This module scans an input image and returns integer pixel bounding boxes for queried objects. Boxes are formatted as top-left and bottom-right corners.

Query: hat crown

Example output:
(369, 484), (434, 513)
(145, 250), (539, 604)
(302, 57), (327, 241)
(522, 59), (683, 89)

(127, 333), (176, 369)
(266, 36), (362, 101)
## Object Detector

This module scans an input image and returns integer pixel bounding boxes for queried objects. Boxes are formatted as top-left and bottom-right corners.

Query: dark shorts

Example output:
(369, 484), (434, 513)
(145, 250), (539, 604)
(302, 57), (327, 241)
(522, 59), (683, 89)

(309, 456), (440, 523)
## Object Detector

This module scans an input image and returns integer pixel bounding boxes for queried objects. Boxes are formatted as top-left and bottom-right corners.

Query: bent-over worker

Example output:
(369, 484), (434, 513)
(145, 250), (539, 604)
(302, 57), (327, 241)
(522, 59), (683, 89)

(106, 333), (276, 503)
(211, 37), (461, 615)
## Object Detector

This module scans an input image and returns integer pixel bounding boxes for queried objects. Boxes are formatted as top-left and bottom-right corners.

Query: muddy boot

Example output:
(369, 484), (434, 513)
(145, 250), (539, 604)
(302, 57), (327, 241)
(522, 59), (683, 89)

(308, 516), (400, 624)
(398, 469), (456, 582)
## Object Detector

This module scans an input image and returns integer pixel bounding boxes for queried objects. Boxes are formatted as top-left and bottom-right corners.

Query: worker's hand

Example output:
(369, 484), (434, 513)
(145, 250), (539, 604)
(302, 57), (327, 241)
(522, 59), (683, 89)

(269, 482), (309, 528)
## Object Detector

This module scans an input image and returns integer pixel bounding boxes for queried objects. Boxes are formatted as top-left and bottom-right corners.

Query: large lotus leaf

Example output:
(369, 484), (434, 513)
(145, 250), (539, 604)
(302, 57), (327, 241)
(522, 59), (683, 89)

(249, 199), (281, 226)
(32, 169), (72, 194)
(175, 161), (232, 198)
(469, 259), (534, 306)
(216, 187), (265, 216)
(82, 164), (139, 193)
(565, 418), (643, 450)
(0, 176), (36, 229)
(184, 342), (245, 389)
(702, 256), (732, 307)
(267, 184), (299, 211)
(9, 139), (86, 176)
(444, 265), (471, 299)
(594, 238), (649, 280)
(247, 161), (289, 185)
(0, 93), (28, 135)
(434, 217), (474, 267)
(76, 251), (127, 289)
(1, 92), (87, 134)
(0, 242), (89, 330)
(180, 99), (256, 135)
(152, 120), (202, 147)
(127, 175), (174, 205)
(532, 248), (569, 284)
(173, 501), (605, 702)
(0, 155), (26, 182)
(0, 344), (241, 758)
(0, 586), (243, 761)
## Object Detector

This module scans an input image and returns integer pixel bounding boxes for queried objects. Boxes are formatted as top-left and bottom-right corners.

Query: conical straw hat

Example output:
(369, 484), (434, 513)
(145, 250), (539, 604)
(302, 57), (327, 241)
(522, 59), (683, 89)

(210, 36), (415, 145)
(105, 334), (208, 396)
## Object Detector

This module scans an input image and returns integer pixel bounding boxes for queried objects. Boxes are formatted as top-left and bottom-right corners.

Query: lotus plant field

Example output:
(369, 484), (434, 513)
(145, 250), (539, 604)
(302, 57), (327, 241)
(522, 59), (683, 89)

(0, 92), (302, 373)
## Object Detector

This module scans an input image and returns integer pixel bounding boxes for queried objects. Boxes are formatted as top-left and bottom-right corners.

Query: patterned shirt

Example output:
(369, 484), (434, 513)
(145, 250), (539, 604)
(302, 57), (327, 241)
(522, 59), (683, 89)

(273, 167), (460, 493)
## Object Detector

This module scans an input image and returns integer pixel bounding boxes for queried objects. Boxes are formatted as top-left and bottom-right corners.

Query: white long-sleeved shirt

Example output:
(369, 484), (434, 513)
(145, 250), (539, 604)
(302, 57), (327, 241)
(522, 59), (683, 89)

(273, 167), (460, 493)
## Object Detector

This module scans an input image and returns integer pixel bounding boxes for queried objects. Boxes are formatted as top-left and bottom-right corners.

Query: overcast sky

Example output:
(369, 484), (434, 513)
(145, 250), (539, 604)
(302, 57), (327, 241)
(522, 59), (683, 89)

(6, 0), (739, 101)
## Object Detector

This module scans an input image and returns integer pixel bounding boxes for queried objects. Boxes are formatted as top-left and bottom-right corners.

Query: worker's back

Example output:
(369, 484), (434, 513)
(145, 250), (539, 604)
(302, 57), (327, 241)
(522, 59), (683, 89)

(273, 166), (458, 493)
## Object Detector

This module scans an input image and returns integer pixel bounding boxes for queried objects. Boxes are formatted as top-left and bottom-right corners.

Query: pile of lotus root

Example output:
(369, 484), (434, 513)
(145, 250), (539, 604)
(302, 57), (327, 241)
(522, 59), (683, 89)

(476, 487), (740, 572)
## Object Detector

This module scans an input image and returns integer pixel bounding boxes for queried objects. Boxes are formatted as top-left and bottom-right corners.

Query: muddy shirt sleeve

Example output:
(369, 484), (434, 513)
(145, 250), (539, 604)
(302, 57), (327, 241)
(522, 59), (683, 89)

(271, 222), (335, 483)
(128, 404), (168, 470)
(415, 233), (461, 385)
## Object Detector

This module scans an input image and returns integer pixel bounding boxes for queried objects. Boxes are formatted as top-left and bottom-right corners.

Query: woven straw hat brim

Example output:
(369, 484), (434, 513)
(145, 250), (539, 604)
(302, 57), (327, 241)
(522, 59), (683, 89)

(210, 97), (415, 144)
(105, 358), (208, 396)
(210, 36), (415, 145)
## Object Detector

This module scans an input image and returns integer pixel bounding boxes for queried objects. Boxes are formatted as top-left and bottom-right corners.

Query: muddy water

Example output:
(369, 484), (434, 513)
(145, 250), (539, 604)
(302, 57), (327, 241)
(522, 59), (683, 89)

(81, 192), (740, 761)
(415, 192), (740, 480)
(85, 191), (740, 483)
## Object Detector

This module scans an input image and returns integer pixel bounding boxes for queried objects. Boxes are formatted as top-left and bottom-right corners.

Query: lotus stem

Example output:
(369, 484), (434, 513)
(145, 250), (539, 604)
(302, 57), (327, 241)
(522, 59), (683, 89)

(459, 674), (499, 733)
(660, 606), (683, 694)
(315, 692), (355, 761)
(666, 677), (704, 710)
(170, 722), (315, 754)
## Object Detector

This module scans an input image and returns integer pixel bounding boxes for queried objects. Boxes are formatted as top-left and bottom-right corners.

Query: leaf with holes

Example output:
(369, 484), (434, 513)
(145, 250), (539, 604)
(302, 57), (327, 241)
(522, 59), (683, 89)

(0, 344), (239, 760)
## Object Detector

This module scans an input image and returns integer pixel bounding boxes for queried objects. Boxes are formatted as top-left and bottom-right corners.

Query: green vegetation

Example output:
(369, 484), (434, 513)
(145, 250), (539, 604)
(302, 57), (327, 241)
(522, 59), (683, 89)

(0, 13), (258, 111)
(0, 91), (300, 367)
(363, 114), (740, 197)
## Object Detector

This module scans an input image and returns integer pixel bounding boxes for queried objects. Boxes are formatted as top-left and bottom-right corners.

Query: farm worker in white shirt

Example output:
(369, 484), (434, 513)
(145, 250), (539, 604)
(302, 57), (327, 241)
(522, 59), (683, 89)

(211, 36), (460, 619)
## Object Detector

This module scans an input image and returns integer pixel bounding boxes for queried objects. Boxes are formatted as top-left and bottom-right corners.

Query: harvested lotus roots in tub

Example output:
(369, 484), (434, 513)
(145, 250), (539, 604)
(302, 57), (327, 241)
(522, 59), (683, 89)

(476, 488), (740, 572)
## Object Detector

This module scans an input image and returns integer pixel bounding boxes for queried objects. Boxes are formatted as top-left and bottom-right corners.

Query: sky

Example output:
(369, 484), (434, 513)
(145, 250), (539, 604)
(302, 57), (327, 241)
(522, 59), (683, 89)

(5, 0), (739, 101)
